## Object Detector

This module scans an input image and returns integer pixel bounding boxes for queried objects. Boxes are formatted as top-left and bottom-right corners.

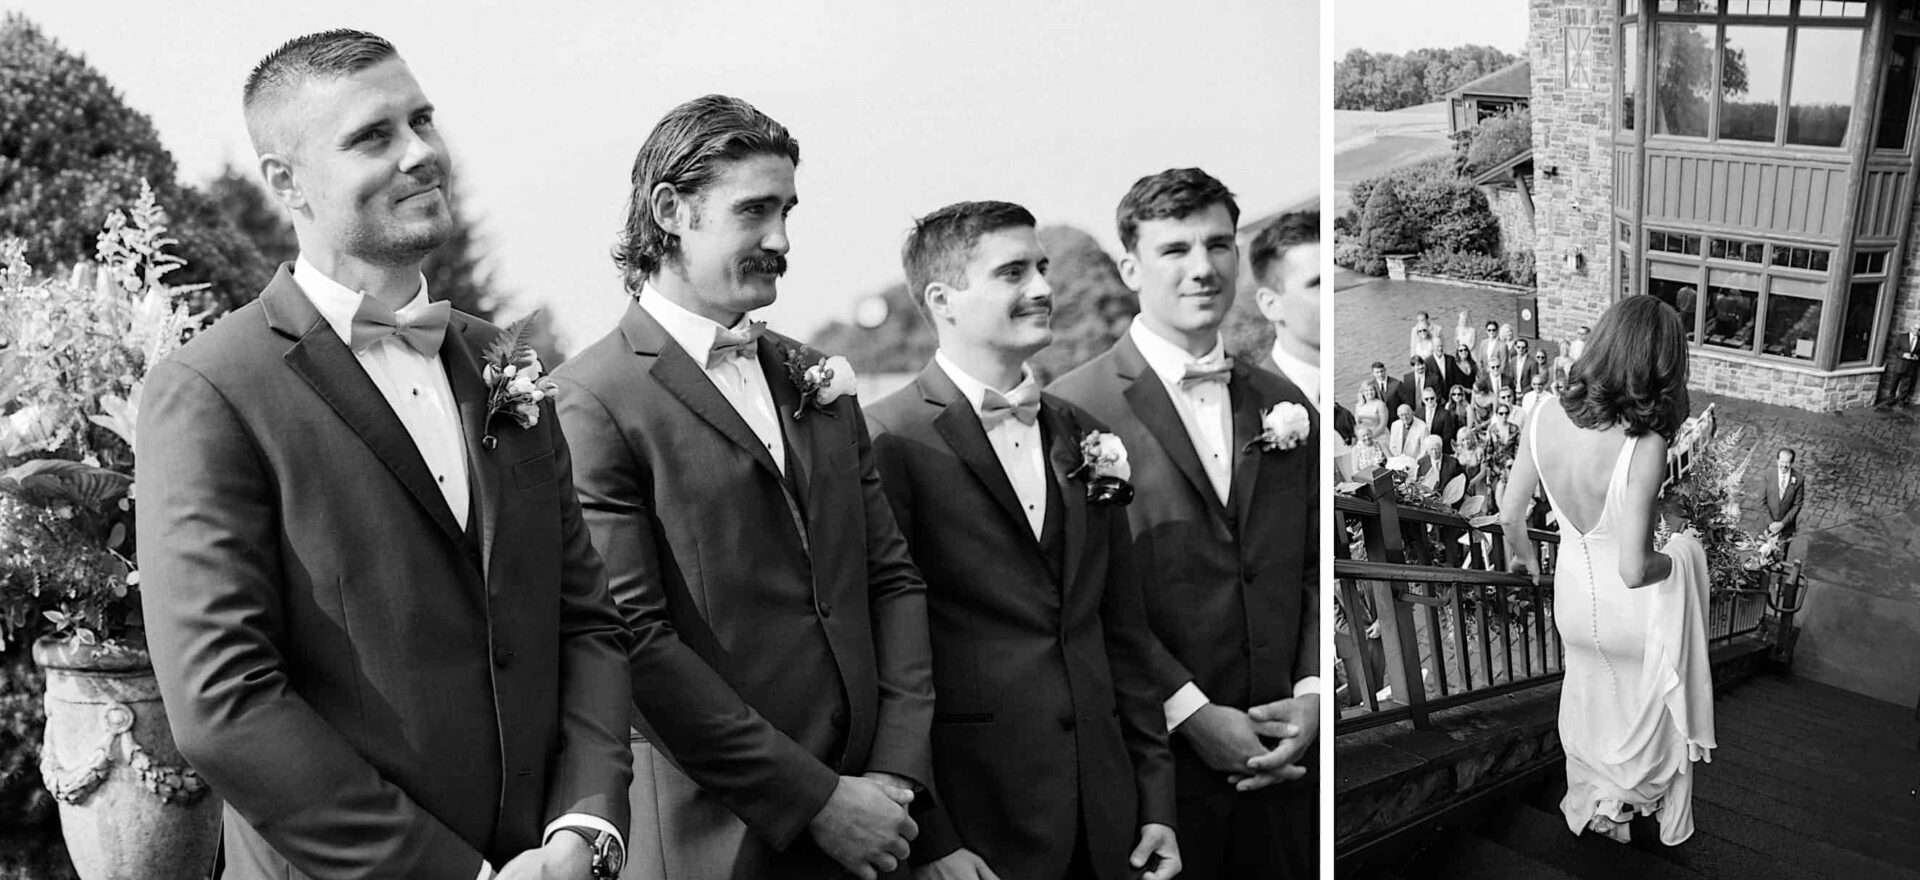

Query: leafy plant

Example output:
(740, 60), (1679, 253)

(0, 181), (205, 651)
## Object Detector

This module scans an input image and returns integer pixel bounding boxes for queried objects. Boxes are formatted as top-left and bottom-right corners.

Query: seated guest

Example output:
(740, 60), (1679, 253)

(1521, 373), (1551, 418)
(1388, 404), (1429, 459)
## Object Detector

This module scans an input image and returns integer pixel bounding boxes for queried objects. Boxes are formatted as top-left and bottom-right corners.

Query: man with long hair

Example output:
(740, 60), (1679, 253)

(553, 95), (932, 880)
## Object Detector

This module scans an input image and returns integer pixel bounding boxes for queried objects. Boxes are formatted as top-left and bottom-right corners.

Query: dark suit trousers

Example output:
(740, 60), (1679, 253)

(1176, 781), (1315, 880)
(1879, 360), (1918, 405)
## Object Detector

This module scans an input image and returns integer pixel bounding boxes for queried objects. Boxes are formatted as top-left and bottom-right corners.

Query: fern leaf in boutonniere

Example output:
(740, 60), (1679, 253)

(781, 344), (856, 420)
(479, 310), (556, 448)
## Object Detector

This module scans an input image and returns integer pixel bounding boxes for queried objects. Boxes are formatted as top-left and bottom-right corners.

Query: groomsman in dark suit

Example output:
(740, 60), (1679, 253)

(553, 95), (932, 880)
(866, 201), (1181, 880)
(1420, 385), (1461, 457)
(139, 30), (631, 880)
(1050, 168), (1319, 880)
(1248, 210), (1319, 409)
(1368, 361), (1404, 417)
(1762, 448), (1806, 546)
(1399, 356), (1437, 421)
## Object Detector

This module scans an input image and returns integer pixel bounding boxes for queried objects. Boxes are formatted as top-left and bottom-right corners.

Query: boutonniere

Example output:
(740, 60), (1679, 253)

(1248, 401), (1311, 453)
(479, 310), (556, 449)
(1068, 430), (1135, 506)
(782, 345), (857, 419)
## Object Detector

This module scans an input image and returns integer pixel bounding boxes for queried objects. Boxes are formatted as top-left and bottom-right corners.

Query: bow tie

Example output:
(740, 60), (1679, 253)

(706, 322), (764, 369)
(1179, 359), (1234, 390)
(979, 376), (1041, 429)
(349, 295), (449, 355)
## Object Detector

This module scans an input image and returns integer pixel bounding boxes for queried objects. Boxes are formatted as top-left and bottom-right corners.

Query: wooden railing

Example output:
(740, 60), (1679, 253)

(1335, 469), (1563, 733)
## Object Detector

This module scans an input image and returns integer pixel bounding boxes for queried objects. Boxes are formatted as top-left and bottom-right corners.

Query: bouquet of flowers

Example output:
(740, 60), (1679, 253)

(0, 183), (204, 650)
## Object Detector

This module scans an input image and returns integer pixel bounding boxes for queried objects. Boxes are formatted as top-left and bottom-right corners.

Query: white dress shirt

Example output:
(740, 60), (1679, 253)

(640, 286), (786, 474)
(936, 352), (1047, 539)
(293, 258), (624, 879)
(1129, 320), (1233, 506)
(294, 257), (469, 528)
(1128, 321), (1319, 731)
(1268, 342), (1320, 411)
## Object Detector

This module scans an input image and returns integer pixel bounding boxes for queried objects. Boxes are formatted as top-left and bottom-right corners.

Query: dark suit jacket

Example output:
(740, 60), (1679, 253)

(865, 363), (1175, 880)
(1049, 334), (1318, 800)
(137, 265), (632, 879)
(1889, 331), (1920, 374)
(1762, 468), (1806, 539)
(551, 300), (933, 874)
(1396, 369), (1435, 416)
(1424, 406), (1461, 456)
(1371, 376), (1404, 416)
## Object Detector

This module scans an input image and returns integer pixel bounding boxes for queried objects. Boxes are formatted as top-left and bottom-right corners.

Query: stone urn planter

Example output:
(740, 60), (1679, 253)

(32, 637), (219, 880)
(1385, 253), (1416, 281)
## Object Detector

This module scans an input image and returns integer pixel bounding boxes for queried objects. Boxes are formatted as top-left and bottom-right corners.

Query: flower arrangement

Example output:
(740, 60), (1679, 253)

(0, 182), (204, 650)
(1657, 423), (1770, 590)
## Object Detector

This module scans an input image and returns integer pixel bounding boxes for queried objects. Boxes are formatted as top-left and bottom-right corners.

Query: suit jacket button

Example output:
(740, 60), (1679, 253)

(817, 602), (833, 619)
(494, 646), (514, 668)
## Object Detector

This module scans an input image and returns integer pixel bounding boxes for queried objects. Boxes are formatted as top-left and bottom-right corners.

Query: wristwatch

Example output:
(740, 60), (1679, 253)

(556, 826), (623, 880)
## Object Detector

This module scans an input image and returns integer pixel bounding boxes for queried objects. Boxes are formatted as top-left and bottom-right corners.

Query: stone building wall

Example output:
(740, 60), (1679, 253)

(1689, 352), (1881, 413)
(1486, 186), (1536, 261)
(1529, 0), (1617, 345)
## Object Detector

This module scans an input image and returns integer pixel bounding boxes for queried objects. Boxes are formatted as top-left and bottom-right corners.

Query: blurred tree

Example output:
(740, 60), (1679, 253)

(0, 13), (269, 315)
(206, 163), (297, 268)
(1334, 44), (1520, 111)
(809, 224), (1136, 382)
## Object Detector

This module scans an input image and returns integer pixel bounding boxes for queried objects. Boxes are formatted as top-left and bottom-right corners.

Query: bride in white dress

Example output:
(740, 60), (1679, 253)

(1498, 295), (1716, 846)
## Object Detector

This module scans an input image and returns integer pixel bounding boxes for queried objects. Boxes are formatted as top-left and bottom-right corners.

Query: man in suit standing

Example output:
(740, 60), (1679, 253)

(866, 201), (1181, 880)
(138, 31), (632, 880)
(1398, 356), (1435, 416)
(1050, 168), (1319, 880)
(1420, 386), (1459, 457)
(1762, 448), (1805, 550)
(1875, 321), (1920, 409)
(1248, 210), (1319, 411)
(1368, 361), (1402, 417)
(552, 95), (931, 880)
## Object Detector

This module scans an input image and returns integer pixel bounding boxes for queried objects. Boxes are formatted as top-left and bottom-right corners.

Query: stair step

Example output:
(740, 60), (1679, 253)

(1735, 677), (1917, 728)
(1706, 711), (1920, 797)
(1428, 830), (1583, 880)
(1693, 767), (1920, 870)
(1722, 681), (1919, 751)
(1672, 796), (1920, 879)
(1480, 800), (1712, 879)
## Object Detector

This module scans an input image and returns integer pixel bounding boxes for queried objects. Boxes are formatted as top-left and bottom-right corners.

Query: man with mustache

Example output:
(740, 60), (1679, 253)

(138, 30), (632, 879)
(553, 95), (933, 880)
(865, 201), (1182, 880)
(1049, 168), (1318, 879)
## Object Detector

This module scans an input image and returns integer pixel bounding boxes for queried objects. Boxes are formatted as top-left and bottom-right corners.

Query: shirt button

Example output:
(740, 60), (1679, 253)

(411, 388), (420, 396)
(437, 476), (445, 483)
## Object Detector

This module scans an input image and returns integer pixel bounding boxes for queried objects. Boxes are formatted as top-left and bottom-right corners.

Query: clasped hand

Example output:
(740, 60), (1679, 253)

(1182, 697), (1316, 793)
(810, 772), (918, 879)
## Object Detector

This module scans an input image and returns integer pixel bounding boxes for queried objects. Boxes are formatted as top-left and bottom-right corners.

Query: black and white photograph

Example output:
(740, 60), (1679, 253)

(1333, 0), (1920, 877)
(0, 2), (1323, 879)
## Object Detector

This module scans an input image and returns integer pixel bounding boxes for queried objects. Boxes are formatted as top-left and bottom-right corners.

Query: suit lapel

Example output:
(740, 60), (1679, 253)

(267, 271), (467, 550)
(1113, 334), (1228, 523)
(442, 319), (500, 582)
(759, 338), (814, 512)
(921, 364), (1032, 540)
(1041, 399), (1088, 600)
(1229, 363), (1266, 528)
(623, 302), (786, 484)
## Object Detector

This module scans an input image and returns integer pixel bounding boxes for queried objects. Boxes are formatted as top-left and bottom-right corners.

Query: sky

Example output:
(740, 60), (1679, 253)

(7, 0), (1318, 354)
(1334, 0), (1529, 56)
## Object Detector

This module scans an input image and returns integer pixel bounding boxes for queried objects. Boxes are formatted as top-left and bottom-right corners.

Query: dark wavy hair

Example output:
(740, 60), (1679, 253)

(1558, 295), (1690, 441)
(612, 95), (800, 291)
(1248, 209), (1318, 284)
(1116, 167), (1239, 253)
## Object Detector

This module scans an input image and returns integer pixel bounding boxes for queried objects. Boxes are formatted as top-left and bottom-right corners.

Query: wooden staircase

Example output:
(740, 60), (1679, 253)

(1371, 675), (1920, 879)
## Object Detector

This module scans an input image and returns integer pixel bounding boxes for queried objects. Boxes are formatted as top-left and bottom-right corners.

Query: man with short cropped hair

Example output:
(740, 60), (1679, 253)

(867, 200), (1180, 880)
(140, 30), (632, 880)
(1050, 167), (1318, 880)
(1249, 210), (1319, 409)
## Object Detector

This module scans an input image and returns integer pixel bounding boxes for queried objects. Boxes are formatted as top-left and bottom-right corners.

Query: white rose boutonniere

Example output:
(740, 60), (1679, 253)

(1248, 401), (1311, 453)
(783, 346), (857, 419)
(1069, 430), (1134, 506)
(480, 310), (557, 448)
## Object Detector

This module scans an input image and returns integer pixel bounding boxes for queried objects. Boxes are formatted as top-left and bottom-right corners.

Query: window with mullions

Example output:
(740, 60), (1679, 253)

(1658, 0), (1714, 12)
(1703, 270), (1762, 352)
(1761, 277), (1824, 361)
(1654, 22), (1713, 136)
(1720, 25), (1788, 141)
(1802, 1), (1866, 18)
(1648, 263), (1702, 341)
(1710, 237), (1766, 263)
(1727, 0), (1793, 15)
(1623, 22), (1640, 130)
(1852, 250), (1889, 275)
(1789, 28), (1862, 147)
(1877, 36), (1918, 152)
(1650, 230), (1703, 254)
(1771, 245), (1831, 271)
(1841, 280), (1881, 363)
